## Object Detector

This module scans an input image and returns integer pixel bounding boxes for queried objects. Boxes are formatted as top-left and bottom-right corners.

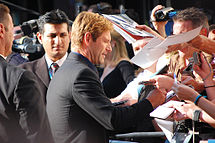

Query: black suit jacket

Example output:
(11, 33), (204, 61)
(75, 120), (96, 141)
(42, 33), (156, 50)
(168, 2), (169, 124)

(0, 56), (53, 143)
(47, 52), (154, 143)
(19, 56), (50, 103)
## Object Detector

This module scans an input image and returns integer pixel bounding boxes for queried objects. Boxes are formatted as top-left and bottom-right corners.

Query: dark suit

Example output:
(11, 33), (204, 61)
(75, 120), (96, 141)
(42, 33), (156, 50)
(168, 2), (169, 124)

(0, 56), (53, 143)
(47, 52), (154, 143)
(19, 56), (50, 103)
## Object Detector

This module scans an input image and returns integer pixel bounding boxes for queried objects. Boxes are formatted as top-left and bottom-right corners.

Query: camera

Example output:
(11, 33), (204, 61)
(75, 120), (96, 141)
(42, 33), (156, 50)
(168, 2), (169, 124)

(20, 19), (38, 37)
(155, 7), (177, 22)
(12, 36), (43, 54)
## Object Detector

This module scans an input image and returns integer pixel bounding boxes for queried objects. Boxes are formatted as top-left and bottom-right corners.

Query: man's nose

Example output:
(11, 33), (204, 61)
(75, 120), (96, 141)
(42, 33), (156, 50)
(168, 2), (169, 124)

(107, 43), (112, 52)
(54, 36), (62, 44)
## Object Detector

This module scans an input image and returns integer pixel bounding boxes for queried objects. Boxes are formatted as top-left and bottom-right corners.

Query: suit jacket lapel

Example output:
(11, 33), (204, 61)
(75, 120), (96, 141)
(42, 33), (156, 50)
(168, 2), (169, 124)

(35, 56), (50, 88)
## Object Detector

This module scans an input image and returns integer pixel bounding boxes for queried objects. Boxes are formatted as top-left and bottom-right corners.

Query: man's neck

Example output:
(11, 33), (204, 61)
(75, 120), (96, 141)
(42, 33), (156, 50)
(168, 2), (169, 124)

(75, 48), (93, 64)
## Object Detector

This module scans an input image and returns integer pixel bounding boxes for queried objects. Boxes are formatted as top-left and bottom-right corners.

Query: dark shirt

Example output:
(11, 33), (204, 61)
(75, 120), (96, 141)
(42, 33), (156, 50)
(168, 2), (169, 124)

(102, 60), (135, 98)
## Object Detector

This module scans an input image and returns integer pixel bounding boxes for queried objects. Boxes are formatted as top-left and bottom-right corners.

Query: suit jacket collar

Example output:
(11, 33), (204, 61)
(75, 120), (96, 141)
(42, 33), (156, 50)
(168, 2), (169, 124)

(35, 56), (50, 87)
(68, 52), (98, 73)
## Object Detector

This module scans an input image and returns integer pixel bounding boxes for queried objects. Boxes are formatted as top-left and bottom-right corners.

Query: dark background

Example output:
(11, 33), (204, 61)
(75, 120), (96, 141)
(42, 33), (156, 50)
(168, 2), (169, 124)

(2, 0), (215, 26)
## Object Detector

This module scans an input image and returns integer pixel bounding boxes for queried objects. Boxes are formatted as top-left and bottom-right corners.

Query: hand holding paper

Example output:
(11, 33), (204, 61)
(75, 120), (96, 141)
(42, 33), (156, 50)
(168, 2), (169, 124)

(131, 26), (202, 69)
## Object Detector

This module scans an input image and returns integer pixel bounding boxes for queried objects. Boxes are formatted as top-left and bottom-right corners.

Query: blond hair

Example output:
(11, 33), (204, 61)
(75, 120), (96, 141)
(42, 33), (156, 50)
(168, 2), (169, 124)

(71, 11), (113, 51)
(107, 30), (130, 66)
(0, 4), (10, 30)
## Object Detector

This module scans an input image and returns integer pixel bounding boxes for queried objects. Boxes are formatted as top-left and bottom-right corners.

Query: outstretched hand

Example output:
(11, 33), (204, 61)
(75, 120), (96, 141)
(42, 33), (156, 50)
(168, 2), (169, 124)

(193, 52), (213, 82)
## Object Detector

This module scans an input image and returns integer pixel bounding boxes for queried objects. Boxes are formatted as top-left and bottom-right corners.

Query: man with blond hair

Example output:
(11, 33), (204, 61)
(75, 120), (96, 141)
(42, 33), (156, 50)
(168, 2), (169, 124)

(47, 11), (166, 143)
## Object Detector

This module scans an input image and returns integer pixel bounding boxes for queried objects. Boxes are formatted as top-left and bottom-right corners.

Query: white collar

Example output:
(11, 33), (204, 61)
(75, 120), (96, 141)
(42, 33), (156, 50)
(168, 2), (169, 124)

(0, 54), (6, 59)
(45, 52), (68, 68)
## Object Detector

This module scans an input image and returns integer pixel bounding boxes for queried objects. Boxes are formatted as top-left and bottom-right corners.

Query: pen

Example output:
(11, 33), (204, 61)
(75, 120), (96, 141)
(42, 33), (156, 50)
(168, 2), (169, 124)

(173, 73), (177, 83)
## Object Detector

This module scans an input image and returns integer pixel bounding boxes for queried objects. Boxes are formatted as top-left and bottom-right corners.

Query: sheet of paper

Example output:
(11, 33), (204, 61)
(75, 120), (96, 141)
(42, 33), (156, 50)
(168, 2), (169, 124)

(158, 26), (202, 47)
(155, 118), (174, 142)
(150, 105), (175, 119)
(103, 14), (155, 43)
(131, 37), (165, 68)
(131, 26), (202, 69)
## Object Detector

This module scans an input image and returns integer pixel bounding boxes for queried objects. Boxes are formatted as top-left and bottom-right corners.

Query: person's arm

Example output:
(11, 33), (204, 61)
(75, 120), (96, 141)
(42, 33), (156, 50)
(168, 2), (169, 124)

(73, 68), (165, 130)
(193, 52), (215, 101)
(181, 75), (205, 93)
(170, 82), (215, 121)
(118, 60), (135, 84)
(166, 102), (215, 128)
(189, 35), (215, 54)
(15, 70), (53, 143)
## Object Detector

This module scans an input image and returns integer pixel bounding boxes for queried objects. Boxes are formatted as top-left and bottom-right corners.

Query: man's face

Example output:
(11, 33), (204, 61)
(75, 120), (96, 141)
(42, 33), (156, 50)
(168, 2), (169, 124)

(4, 14), (14, 56)
(88, 30), (112, 65)
(173, 20), (193, 35)
(173, 20), (197, 55)
(37, 23), (70, 62)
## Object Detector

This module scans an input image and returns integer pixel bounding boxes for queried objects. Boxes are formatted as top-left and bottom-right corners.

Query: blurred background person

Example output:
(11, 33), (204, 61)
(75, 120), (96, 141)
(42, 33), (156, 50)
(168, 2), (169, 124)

(100, 30), (135, 99)
(150, 52), (215, 141)
(208, 24), (215, 41)
(0, 3), (53, 143)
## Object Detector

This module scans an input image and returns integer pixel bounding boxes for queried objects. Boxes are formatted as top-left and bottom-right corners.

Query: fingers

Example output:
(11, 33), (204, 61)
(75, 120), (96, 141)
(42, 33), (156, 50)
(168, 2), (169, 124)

(181, 76), (192, 84)
(132, 37), (153, 54)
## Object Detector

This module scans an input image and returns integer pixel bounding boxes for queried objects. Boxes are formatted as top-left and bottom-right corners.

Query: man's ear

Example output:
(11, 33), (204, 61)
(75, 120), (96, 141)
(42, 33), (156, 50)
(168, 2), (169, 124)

(0, 24), (5, 38)
(83, 32), (92, 46)
(36, 32), (43, 44)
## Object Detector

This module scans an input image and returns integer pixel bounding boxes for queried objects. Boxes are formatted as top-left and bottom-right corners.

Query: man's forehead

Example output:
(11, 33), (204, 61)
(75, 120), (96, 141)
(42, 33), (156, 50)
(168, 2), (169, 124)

(173, 20), (193, 34)
(43, 23), (68, 32)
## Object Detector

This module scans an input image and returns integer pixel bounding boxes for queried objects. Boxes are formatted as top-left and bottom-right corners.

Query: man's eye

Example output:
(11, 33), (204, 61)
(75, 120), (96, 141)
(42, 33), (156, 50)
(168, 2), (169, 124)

(48, 34), (56, 38)
(60, 33), (68, 37)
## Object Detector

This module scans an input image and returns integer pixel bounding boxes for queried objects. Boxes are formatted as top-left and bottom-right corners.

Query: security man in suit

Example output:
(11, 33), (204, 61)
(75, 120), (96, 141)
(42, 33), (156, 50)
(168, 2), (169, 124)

(20, 9), (71, 103)
(0, 3), (53, 143)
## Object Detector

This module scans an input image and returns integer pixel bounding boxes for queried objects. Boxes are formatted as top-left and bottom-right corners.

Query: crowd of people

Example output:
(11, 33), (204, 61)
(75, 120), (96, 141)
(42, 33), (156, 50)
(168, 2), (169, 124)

(1, 1), (215, 143)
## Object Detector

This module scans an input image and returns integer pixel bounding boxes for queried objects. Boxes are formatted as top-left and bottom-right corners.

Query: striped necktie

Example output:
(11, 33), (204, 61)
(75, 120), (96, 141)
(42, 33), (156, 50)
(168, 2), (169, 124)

(49, 63), (59, 79)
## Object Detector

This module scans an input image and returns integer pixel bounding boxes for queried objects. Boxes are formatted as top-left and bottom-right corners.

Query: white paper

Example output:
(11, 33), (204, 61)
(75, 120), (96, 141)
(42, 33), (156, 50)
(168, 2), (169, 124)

(159, 26), (202, 47)
(150, 105), (175, 119)
(131, 26), (202, 69)
(131, 37), (165, 68)
(155, 118), (174, 142)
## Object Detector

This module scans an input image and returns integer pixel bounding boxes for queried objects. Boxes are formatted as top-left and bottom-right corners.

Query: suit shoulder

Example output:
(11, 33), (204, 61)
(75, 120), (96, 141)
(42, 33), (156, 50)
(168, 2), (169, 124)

(19, 58), (45, 71)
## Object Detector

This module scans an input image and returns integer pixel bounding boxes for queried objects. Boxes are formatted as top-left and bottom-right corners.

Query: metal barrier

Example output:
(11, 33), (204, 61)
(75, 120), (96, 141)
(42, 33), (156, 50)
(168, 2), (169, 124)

(114, 132), (165, 140)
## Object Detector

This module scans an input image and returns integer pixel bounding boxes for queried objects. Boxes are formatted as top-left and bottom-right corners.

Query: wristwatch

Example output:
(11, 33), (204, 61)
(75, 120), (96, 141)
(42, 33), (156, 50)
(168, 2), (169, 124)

(193, 109), (201, 122)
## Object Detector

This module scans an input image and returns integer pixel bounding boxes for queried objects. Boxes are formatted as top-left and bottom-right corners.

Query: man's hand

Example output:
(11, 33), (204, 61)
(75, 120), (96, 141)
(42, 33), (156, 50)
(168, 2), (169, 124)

(149, 75), (174, 91)
(147, 88), (166, 108)
(110, 93), (138, 107)
(181, 75), (204, 93)
(193, 52), (213, 82)
(132, 37), (153, 55)
(136, 25), (164, 39)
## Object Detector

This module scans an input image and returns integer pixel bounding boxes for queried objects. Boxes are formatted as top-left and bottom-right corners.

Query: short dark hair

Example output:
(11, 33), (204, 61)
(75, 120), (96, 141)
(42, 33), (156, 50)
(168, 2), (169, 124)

(173, 7), (209, 31)
(0, 3), (10, 25)
(37, 9), (70, 33)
